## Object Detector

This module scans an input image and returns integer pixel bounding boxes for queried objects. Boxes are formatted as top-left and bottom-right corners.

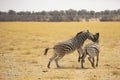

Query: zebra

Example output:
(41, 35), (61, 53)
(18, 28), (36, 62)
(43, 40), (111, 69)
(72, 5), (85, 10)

(44, 30), (96, 68)
(81, 33), (99, 68)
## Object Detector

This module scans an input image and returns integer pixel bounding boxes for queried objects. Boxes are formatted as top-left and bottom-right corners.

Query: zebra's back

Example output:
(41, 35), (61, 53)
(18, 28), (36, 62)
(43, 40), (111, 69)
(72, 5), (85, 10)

(53, 38), (77, 54)
(84, 42), (99, 57)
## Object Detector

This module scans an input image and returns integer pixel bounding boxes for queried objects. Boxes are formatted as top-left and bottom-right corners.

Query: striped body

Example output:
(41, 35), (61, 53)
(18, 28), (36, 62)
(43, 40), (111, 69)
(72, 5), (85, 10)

(54, 38), (81, 54)
(54, 39), (76, 54)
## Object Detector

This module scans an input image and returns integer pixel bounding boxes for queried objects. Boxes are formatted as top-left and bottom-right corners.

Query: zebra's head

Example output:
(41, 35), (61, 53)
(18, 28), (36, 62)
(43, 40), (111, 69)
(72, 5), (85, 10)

(76, 30), (95, 42)
(85, 30), (97, 42)
(93, 32), (99, 42)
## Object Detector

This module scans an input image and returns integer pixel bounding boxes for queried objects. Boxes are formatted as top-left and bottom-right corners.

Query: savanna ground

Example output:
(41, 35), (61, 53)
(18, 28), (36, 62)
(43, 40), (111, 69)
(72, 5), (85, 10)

(0, 22), (120, 80)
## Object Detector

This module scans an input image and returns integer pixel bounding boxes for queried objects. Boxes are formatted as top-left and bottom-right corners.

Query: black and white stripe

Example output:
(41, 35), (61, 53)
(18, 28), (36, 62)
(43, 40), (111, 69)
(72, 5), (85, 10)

(44, 30), (96, 68)
(81, 33), (100, 68)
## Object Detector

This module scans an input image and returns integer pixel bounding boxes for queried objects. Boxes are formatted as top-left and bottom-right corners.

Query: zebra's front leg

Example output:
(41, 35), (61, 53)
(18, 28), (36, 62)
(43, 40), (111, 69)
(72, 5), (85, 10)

(81, 56), (87, 68)
(80, 49), (87, 68)
(81, 59), (85, 68)
(81, 52), (87, 68)
(78, 50), (81, 62)
(47, 53), (57, 68)
(55, 54), (64, 68)
(77, 48), (83, 62)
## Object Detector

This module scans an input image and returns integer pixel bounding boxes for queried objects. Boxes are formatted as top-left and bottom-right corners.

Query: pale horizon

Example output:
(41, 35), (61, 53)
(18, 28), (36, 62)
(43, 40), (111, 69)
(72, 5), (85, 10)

(0, 0), (120, 12)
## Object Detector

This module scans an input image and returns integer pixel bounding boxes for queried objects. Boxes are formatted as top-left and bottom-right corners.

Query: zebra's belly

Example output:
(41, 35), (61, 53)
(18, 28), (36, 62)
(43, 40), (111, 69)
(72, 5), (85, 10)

(54, 48), (75, 54)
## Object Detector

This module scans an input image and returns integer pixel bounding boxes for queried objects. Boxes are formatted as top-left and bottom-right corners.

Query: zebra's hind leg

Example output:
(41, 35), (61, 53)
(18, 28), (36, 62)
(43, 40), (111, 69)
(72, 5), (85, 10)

(47, 53), (57, 68)
(88, 57), (95, 68)
(92, 57), (95, 68)
(55, 54), (65, 68)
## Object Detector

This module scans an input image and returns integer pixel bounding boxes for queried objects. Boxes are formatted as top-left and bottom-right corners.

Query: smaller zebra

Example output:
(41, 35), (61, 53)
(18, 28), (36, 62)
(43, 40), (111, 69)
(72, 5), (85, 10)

(44, 30), (96, 68)
(81, 33), (100, 68)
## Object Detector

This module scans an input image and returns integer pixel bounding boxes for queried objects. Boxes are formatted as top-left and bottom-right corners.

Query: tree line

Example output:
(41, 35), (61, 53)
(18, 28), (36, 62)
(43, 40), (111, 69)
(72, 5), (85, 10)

(0, 9), (120, 22)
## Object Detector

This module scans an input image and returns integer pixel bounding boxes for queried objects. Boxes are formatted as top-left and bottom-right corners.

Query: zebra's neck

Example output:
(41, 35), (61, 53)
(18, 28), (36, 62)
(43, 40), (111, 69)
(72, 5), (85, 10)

(75, 33), (88, 48)
(96, 40), (99, 43)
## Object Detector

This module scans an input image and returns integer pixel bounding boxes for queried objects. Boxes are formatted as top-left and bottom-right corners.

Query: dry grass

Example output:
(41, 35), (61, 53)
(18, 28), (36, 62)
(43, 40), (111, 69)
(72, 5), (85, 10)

(112, 70), (120, 76)
(0, 22), (120, 80)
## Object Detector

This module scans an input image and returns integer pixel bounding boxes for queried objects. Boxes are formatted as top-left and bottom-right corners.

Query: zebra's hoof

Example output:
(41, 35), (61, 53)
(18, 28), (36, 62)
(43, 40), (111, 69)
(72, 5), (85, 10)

(96, 64), (98, 67)
(92, 66), (95, 68)
(81, 66), (84, 69)
(57, 66), (60, 68)
(78, 59), (80, 62)
(47, 66), (50, 68)
(93, 67), (95, 69)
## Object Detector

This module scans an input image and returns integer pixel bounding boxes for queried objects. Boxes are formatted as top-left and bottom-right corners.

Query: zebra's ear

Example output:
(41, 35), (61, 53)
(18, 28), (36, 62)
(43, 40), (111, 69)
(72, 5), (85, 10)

(95, 32), (99, 39)
(96, 32), (99, 37)
(87, 30), (89, 32)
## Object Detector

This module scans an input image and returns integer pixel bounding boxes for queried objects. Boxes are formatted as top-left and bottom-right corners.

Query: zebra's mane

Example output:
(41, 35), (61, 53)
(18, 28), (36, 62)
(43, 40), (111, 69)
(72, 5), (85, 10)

(75, 31), (83, 37)
(93, 33), (99, 42)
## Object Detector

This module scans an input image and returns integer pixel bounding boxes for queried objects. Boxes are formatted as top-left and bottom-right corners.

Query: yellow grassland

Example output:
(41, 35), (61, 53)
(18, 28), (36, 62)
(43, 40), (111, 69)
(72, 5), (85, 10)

(0, 22), (120, 80)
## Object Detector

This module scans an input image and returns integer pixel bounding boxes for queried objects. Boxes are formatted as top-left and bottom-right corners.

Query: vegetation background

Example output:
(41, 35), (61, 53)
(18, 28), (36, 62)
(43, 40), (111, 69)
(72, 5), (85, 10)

(0, 9), (120, 22)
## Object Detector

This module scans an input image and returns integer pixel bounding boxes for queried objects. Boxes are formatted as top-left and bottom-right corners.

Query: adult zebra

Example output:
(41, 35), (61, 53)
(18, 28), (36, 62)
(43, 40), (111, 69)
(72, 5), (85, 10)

(44, 30), (96, 68)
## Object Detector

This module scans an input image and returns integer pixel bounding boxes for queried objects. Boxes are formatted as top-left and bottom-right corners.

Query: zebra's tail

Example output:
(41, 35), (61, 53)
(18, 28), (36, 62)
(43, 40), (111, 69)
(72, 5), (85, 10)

(44, 48), (50, 55)
(44, 48), (53, 55)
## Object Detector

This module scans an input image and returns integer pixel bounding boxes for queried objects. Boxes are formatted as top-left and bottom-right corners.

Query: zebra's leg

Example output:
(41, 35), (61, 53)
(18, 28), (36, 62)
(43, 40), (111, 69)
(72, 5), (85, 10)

(96, 54), (99, 67)
(88, 57), (93, 68)
(81, 59), (85, 68)
(54, 54), (65, 68)
(77, 50), (81, 62)
(92, 57), (95, 68)
(77, 48), (83, 62)
(81, 52), (87, 68)
(47, 53), (57, 68)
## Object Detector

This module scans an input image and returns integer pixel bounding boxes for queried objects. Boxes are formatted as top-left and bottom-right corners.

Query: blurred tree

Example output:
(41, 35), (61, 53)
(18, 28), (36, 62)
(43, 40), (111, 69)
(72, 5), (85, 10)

(8, 10), (16, 15)
(0, 9), (120, 21)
